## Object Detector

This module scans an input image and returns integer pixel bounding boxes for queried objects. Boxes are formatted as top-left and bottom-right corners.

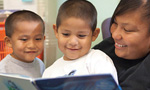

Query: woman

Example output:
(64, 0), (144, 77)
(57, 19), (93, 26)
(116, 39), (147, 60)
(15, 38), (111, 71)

(94, 0), (150, 90)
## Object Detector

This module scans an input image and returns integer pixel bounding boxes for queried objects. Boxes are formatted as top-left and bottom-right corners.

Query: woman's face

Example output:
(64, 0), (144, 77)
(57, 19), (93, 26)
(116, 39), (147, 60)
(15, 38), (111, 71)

(111, 10), (150, 60)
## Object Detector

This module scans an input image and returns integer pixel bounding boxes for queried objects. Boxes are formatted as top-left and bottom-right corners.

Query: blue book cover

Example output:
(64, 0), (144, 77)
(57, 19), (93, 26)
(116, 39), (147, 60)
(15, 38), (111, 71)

(33, 74), (122, 90)
(0, 73), (122, 90)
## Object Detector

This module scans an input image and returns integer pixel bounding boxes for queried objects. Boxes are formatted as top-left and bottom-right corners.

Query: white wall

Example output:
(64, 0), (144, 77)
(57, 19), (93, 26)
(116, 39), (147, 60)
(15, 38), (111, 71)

(90, 0), (119, 47)
(3, 0), (38, 13)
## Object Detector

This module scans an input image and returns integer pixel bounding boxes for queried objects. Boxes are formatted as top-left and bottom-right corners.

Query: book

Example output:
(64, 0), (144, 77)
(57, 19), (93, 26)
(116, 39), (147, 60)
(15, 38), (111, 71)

(0, 73), (122, 90)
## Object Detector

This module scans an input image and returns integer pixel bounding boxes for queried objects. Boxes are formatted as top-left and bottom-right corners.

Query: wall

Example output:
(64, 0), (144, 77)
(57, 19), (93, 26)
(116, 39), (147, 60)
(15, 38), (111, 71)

(3, 0), (38, 13)
(44, 0), (58, 67)
(90, 0), (119, 47)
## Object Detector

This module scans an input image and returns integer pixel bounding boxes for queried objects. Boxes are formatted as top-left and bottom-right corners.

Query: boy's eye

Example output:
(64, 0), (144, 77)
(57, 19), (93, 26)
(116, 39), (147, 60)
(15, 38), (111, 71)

(36, 38), (42, 40)
(20, 39), (27, 41)
(62, 33), (69, 36)
(78, 35), (86, 38)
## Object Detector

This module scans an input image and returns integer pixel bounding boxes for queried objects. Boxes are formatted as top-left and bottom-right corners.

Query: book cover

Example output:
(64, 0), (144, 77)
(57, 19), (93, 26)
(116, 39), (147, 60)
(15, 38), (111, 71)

(0, 73), (37, 90)
(0, 73), (122, 90)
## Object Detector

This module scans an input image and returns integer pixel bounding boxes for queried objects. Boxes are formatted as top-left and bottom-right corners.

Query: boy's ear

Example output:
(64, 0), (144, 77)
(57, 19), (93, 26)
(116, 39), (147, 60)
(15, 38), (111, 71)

(4, 36), (12, 48)
(53, 24), (58, 39)
(92, 28), (100, 41)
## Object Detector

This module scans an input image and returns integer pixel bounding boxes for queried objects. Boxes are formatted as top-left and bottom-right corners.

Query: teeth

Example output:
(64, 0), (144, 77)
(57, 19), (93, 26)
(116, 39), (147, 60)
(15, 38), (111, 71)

(116, 43), (126, 47)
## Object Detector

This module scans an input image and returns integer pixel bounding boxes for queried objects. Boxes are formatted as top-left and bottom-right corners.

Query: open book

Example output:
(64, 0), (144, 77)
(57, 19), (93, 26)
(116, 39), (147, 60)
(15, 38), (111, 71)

(0, 73), (122, 90)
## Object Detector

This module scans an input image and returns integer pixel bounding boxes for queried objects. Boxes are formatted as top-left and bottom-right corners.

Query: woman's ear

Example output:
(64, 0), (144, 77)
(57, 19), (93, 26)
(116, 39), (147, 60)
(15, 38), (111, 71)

(4, 36), (12, 48)
(92, 28), (100, 41)
(53, 24), (58, 39)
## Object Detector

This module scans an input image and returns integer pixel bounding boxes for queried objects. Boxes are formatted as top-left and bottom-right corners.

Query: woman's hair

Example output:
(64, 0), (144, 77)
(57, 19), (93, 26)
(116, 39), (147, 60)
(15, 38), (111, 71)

(110, 0), (150, 32)
(5, 10), (45, 37)
(56, 0), (97, 32)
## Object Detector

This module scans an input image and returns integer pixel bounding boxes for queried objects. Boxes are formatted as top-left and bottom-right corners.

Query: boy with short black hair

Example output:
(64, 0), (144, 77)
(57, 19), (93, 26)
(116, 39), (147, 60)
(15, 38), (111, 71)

(43, 0), (118, 83)
(0, 10), (45, 78)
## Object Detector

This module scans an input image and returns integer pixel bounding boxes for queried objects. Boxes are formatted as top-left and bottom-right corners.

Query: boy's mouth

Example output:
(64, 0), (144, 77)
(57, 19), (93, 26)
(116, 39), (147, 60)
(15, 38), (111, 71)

(25, 51), (37, 53)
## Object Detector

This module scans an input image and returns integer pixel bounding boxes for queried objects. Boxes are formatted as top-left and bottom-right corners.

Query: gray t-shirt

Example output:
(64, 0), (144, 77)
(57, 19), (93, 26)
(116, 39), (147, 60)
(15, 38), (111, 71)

(0, 54), (45, 78)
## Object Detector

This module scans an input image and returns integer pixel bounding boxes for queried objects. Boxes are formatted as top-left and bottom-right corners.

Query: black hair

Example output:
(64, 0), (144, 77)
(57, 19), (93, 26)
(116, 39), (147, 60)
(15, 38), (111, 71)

(56, 0), (97, 32)
(5, 10), (45, 37)
(110, 0), (150, 32)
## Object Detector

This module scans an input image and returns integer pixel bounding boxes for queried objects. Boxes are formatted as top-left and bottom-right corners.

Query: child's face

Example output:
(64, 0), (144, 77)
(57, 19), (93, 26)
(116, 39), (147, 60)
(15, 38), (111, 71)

(54, 17), (99, 61)
(6, 21), (45, 63)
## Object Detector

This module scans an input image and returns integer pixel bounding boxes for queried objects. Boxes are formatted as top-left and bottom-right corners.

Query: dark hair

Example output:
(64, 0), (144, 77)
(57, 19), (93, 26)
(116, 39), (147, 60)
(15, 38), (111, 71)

(56, 0), (97, 32)
(5, 10), (45, 37)
(110, 0), (150, 32)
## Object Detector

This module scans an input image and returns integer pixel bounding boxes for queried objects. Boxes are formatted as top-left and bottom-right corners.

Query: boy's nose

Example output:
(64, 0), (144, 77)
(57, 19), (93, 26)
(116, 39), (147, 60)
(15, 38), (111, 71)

(27, 40), (36, 49)
(68, 36), (79, 46)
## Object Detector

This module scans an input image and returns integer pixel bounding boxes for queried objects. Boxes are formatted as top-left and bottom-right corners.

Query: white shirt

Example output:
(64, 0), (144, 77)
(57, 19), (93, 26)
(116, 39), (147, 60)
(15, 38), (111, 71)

(43, 49), (118, 83)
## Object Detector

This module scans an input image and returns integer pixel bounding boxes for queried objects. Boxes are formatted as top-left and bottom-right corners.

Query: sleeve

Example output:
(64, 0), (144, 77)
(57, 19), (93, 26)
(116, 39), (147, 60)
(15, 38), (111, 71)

(0, 64), (6, 73)
(0, 58), (7, 73)
(86, 50), (118, 84)
(42, 68), (50, 78)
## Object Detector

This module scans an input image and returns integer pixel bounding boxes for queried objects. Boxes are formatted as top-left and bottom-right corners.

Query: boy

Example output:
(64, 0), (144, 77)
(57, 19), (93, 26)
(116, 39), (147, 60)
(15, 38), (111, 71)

(42, 0), (118, 83)
(0, 10), (45, 78)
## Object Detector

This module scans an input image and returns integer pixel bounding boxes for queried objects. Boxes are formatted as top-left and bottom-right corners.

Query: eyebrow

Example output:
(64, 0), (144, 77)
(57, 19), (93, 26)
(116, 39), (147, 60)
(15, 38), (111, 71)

(122, 23), (130, 26)
(35, 34), (44, 37)
(19, 35), (28, 37)
(62, 29), (70, 32)
(61, 28), (90, 34)
(78, 31), (90, 34)
(115, 18), (137, 28)
(122, 23), (137, 28)
(18, 34), (43, 38)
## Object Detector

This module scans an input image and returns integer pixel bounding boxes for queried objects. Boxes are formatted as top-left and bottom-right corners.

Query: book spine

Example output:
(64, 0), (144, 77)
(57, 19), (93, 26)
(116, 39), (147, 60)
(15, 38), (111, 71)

(31, 80), (41, 90)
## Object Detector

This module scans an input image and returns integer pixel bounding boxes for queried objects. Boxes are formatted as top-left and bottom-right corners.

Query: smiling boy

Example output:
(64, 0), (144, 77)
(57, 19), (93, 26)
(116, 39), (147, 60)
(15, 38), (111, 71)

(42, 0), (118, 83)
(0, 10), (45, 78)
